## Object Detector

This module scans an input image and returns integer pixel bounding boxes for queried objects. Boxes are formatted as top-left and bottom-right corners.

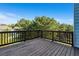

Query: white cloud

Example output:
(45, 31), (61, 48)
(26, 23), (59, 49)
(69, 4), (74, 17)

(4, 13), (16, 18)
(0, 14), (7, 19)
(0, 12), (20, 24)
(56, 18), (74, 25)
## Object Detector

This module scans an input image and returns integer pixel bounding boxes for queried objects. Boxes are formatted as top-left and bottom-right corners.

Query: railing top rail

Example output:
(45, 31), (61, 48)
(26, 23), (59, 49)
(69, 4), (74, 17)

(40, 30), (73, 33)
(0, 30), (73, 33)
(0, 30), (40, 33)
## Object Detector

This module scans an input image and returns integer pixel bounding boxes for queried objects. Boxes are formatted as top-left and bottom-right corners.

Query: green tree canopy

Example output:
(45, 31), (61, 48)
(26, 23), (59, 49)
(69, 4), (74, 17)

(31, 16), (59, 30)
(59, 24), (73, 31)
(13, 16), (73, 31)
(15, 18), (32, 30)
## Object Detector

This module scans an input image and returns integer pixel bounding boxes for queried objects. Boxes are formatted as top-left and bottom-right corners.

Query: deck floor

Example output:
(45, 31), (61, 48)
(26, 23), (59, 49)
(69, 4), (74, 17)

(0, 38), (79, 56)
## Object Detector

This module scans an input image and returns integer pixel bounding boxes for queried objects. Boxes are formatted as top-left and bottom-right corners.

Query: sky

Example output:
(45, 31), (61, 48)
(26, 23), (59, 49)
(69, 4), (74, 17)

(0, 3), (74, 25)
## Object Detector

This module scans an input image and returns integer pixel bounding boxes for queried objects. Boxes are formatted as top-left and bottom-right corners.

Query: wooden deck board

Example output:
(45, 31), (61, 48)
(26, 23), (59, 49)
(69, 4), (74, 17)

(60, 46), (68, 56)
(65, 47), (71, 56)
(70, 48), (74, 56)
(46, 43), (59, 56)
(40, 42), (57, 56)
(51, 44), (63, 56)
(74, 48), (79, 56)
(56, 45), (65, 56)
(0, 38), (78, 56)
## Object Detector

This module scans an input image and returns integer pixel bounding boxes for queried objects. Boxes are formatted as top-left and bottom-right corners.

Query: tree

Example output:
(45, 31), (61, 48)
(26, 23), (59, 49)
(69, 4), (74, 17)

(15, 18), (32, 30)
(59, 24), (67, 31)
(12, 16), (73, 31)
(31, 16), (59, 30)
(59, 24), (73, 31)
(66, 25), (73, 31)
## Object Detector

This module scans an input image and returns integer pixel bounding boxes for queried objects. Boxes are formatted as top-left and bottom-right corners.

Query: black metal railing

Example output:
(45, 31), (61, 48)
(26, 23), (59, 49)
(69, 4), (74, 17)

(0, 30), (73, 46)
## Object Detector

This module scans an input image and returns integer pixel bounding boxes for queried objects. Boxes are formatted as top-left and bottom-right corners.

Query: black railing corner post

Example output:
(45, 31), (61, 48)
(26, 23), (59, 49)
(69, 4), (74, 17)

(38, 30), (40, 38)
(59, 31), (60, 41)
(40, 30), (43, 38)
(52, 31), (54, 42)
(72, 32), (74, 47)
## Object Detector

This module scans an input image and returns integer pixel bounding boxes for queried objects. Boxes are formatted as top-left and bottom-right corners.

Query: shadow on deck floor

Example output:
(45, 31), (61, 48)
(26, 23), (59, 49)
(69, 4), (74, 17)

(0, 38), (79, 56)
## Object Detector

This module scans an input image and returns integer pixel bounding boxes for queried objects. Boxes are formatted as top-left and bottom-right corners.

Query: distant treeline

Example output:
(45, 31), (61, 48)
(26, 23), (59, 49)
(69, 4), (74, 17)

(10, 16), (73, 31)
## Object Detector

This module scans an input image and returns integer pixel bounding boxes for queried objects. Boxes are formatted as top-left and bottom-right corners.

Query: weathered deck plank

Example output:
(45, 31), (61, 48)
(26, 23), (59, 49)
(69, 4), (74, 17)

(51, 44), (63, 56)
(0, 38), (78, 56)
(65, 46), (71, 56)
(70, 48), (74, 56)
(74, 48), (79, 56)
(40, 42), (58, 56)
(56, 45), (65, 56)
(60, 46), (68, 56)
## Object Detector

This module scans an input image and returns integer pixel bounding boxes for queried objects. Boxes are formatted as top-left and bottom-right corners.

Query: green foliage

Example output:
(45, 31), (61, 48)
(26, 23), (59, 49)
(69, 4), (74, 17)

(59, 24), (67, 31)
(59, 24), (73, 31)
(66, 25), (74, 31)
(15, 18), (32, 30)
(11, 16), (73, 31)
(31, 16), (59, 30)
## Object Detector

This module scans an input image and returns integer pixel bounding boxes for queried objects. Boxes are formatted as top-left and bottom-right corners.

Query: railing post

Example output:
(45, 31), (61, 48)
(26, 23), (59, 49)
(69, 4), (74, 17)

(29, 30), (31, 40)
(1, 33), (3, 45)
(24, 31), (26, 41)
(72, 32), (74, 47)
(52, 31), (54, 41)
(38, 30), (40, 37)
(58, 31), (60, 42)
(40, 30), (43, 38)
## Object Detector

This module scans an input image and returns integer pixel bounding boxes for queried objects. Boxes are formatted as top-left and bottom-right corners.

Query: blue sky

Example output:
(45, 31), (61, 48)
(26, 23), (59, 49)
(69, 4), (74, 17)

(0, 3), (74, 25)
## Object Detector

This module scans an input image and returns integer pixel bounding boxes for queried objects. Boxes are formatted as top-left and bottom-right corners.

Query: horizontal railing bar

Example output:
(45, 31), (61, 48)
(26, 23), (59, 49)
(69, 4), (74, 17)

(0, 30), (39, 33)
(40, 30), (73, 33)
(0, 30), (73, 33)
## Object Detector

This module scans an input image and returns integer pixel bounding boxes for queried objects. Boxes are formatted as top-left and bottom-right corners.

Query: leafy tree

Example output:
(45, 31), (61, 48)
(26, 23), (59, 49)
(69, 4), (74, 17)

(12, 16), (73, 31)
(15, 18), (32, 30)
(59, 24), (73, 31)
(59, 24), (67, 31)
(31, 16), (59, 30)
(66, 25), (73, 31)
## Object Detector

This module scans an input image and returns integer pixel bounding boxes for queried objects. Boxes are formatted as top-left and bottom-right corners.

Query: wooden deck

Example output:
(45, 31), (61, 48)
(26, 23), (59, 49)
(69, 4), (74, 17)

(0, 38), (78, 56)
